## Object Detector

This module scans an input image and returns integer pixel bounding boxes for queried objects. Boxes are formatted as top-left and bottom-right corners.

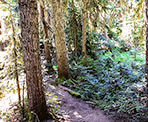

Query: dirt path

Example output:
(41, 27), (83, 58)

(45, 82), (113, 122)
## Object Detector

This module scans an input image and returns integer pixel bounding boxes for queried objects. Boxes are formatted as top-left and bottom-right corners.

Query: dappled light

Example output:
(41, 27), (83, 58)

(73, 111), (82, 119)
(0, 0), (147, 122)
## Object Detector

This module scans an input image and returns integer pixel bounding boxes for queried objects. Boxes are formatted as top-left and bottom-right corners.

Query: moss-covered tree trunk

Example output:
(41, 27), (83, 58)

(18, 0), (49, 121)
(52, 0), (70, 79)
(145, 0), (148, 108)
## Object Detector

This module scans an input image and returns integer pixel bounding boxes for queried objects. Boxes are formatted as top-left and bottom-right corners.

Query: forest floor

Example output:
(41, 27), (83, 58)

(43, 72), (125, 122)
(0, 74), (126, 122)
(45, 83), (113, 122)
(0, 78), (115, 122)
(0, 51), (127, 122)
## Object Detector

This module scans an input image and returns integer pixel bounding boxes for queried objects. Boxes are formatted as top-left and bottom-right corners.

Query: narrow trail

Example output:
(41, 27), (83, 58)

(45, 81), (114, 122)
(58, 86), (112, 122)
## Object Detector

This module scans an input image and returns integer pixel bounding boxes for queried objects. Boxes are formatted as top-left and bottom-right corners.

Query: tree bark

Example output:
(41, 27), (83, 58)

(82, 0), (88, 57)
(52, 0), (70, 79)
(71, 0), (77, 57)
(40, 4), (53, 71)
(18, 0), (49, 121)
(145, 0), (148, 108)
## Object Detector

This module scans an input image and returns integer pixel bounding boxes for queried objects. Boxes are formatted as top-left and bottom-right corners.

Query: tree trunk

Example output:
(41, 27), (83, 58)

(145, 0), (148, 107)
(82, 0), (88, 57)
(72, 0), (78, 57)
(52, 0), (70, 79)
(18, 0), (49, 121)
(40, 4), (53, 71)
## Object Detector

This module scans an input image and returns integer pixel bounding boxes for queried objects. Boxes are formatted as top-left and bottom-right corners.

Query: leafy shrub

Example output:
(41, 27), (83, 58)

(62, 50), (147, 121)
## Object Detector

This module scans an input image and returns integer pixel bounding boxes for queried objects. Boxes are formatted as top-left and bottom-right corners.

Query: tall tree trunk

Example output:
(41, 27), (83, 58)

(40, 4), (53, 71)
(72, 0), (78, 57)
(145, 0), (148, 107)
(52, 0), (70, 79)
(82, 0), (88, 57)
(18, 0), (49, 121)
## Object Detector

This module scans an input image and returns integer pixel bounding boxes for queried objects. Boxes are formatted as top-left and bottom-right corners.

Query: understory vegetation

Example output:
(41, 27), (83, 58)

(62, 33), (147, 122)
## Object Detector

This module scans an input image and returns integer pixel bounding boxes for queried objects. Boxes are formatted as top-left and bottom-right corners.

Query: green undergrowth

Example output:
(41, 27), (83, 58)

(61, 50), (147, 122)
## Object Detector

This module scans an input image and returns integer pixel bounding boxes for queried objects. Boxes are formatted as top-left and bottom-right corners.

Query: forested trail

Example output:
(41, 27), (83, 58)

(0, 53), (118, 122)
(44, 78), (114, 122)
